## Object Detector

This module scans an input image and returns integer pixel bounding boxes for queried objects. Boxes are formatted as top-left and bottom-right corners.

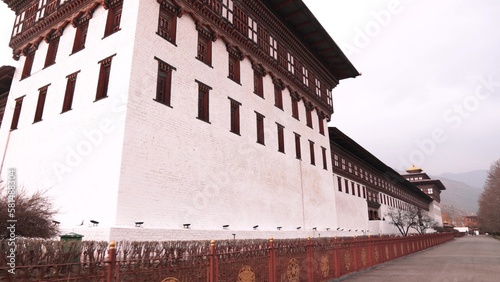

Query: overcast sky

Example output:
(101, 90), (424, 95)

(1, 0), (499, 175)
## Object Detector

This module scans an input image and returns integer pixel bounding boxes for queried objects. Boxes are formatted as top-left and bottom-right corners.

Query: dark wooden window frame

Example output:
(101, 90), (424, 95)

(34, 84), (50, 123)
(103, 0), (123, 38)
(10, 96), (25, 130)
(157, 1), (178, 44)
(229, 97), (241, 135)
(255, 111), (265, 145)
(62, 71), (80, 113)
(273, 79), (284, 110)
(309, 140), (315, 165)
(44, 33), (60, 68)
(154, 57), (176, 107)
(321, 146), (327, 170)
(277, 123), (284, 153)
(95, 54), (116, 101)
(291, 92), (300, 120)
(72, 15), (90, 54)
(305, 101), (313, 128)
(196, 80), (212, 123)
(294, 132), (301, 160)
(318, 112), (325, 135)
(253, 63), (265, 98)
(227, 46), (242, 84)
(196, 24), (215, 66)
(21, 48), (36, 80)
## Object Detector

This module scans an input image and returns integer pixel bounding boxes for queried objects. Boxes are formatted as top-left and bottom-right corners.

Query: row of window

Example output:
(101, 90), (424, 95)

(336, 176), (415, 211)
(333, 152), (420, 205)
(10, 54), (115, 130)
(154, 0), (333, 107)
(19, 0), (123, 80)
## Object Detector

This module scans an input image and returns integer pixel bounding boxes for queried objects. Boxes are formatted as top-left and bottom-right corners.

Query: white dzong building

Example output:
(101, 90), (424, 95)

(0, 0), (360, 240)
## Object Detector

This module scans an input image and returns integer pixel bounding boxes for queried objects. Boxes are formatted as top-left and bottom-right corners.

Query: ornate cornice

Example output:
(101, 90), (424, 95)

(8, 0), (102, 60)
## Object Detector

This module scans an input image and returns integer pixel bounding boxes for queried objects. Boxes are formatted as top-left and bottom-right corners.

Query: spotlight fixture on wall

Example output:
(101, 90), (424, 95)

(223, 225), (229, 230)
(90, 220), (99, 227)
(253, 225), (259, 230)
(296, 227), (301, 230)
(232, 233), (236, 240)
(277, 226), (282, 230)
(183, 223), (191, 229)
(135, 221), (144, 227)
(336, 227), (340, 230)
(52, 220), (60, 226)
(312, 227), (317, 231)
(326, 228), (330, 231)
(348, 229), (351, 232)
(355, 229), (358, 232)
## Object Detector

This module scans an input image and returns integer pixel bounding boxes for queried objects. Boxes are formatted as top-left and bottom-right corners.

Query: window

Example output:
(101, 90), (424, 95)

(309, 140), (315, 165)
(357, 184), (361, 198)
(345, 179), (349, 194)
(428, 188), (433, 195)
(363, 186), (366, 199)
(72, 18), (89, 53)
(305, 102), (313, 128)
(257, 26), (269, 53)
(351, 182), (355, 196)
(277, 123), (284, 153)
(273, 80), (283, 110)
(234, 5), (248, 36)
(321, 146), (327, 170)
(196, 26), (213, 66)
(44, 35), (59, 68)
(253, 65), (264, 98)
(256, 112), (265, 145)
(196, 80), (211, 123)
(34, 84), (49, 123)
(294, 132), (301, 159)
(221, 0), (233, 22)
(227, 46), (241, 83)
(291, 93), (299, 120)
(269, 35), (278, 60)
(337, 177), (342, 192)
(229, 98), (240, 134)
(287, 52), (295, 74)
(157, 3), (177, 44)
(21, 50), (35, 79)
(11, 97), (24, 130)
(318, 113), (325, 135)
(95, 55), (115, 101)
(62, 71), (79, 113)
(104, 0), (123, 37)
(154, 57), (175, 106)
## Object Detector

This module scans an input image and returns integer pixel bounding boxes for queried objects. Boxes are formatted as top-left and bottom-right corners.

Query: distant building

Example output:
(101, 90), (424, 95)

(330, 127), (443, 234)
(402, 165), (446, 226)
(464, 215), (478, 229)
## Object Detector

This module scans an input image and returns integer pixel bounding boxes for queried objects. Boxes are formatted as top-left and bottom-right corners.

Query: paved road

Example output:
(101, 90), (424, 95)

(338, 236), (500, 282)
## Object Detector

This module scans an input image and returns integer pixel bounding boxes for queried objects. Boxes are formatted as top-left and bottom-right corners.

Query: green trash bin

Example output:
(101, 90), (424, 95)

(60, 232), (84, 263)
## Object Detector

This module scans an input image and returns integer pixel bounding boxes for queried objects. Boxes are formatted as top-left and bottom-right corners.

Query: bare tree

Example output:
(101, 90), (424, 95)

(385, 206), (419, 236)
(385, 206), (437, 236)
(411, 212), (439, 235)
(478, 160), (500, 234)
(0, 186), (59, 239)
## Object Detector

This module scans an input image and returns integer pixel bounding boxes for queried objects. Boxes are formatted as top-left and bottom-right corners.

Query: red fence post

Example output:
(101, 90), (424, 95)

(209, 240), (216, 282)
(269, 238), (276, 282)
(107, 241), (116, 282)
(333, 237), (340, 278)
(307, 237), (313, 282)
(353, 236), (358, 272)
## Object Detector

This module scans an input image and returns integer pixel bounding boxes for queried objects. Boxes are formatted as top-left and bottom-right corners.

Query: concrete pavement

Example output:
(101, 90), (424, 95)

(337, 236), (500, 282)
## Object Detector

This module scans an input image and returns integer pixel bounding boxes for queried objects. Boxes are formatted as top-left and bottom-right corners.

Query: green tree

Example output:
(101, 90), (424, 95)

(478, 160), (500, 234)
(0, 186), (59, 239)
